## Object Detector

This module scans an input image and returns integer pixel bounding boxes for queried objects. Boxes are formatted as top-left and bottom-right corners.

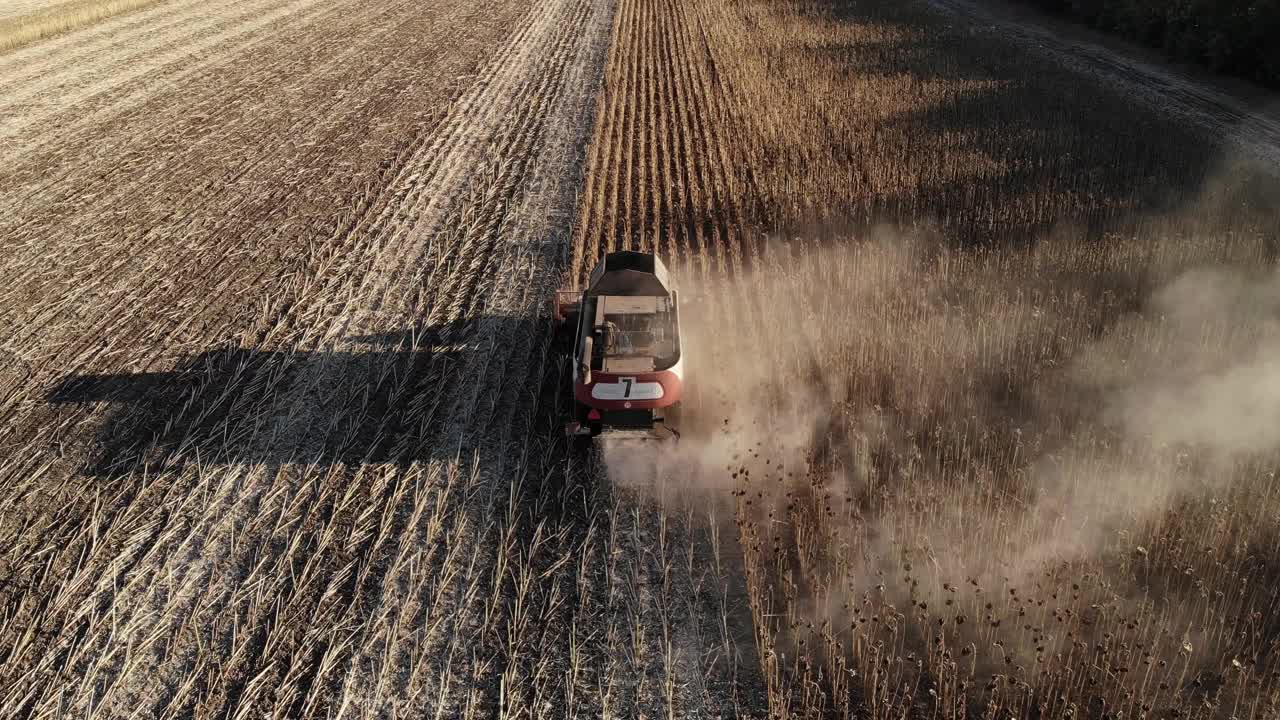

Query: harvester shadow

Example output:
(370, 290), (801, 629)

(39, 312), (616, 718)
(47, 316), (547, 477)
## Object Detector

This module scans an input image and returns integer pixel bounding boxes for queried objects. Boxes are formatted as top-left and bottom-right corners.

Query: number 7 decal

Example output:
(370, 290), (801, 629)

(622, 377), (634, 398)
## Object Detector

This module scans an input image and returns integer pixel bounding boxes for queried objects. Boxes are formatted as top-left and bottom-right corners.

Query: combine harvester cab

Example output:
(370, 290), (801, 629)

(554, 251), (683, 442)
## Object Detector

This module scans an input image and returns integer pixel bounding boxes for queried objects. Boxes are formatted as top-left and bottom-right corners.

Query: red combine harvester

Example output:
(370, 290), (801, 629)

(554, 251), (683, 441)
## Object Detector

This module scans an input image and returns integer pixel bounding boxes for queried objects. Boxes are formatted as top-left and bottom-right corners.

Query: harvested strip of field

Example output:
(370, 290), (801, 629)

(0, 0), (618, 716)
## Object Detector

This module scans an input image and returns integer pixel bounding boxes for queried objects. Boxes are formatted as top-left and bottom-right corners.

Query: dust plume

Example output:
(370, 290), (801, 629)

(600, 221), (1280, 706)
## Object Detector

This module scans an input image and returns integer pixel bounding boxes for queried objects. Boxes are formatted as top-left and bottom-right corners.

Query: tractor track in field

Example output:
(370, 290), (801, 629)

(0, 0), (617, 715)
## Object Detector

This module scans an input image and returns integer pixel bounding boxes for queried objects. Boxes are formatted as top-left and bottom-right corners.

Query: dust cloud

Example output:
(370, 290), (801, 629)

(600, 234), (920, 509)
(599, 215), (1280, 678)
(1104, 266), (1280, 454)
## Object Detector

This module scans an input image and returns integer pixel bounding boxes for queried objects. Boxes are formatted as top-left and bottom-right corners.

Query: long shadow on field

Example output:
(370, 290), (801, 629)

(36, 311), (624, 718)
(47, 316), (551, 477)
(746, 0), (1264, 249)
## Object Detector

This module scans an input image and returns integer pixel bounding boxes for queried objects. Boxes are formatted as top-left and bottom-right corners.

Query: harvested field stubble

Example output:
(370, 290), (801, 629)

(573, 0), (1280, 716)
(0, 0), (620, 716)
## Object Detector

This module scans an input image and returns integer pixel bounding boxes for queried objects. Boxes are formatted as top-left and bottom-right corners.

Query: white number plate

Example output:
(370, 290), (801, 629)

(590, 376), (664, 401)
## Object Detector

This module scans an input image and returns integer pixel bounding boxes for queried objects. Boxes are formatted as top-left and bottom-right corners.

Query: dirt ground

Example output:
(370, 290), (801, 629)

(1, 0), (1277, 717)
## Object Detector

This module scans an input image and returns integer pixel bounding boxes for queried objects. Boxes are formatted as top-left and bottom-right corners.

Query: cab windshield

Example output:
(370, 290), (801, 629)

(580, 295), (679, 373)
